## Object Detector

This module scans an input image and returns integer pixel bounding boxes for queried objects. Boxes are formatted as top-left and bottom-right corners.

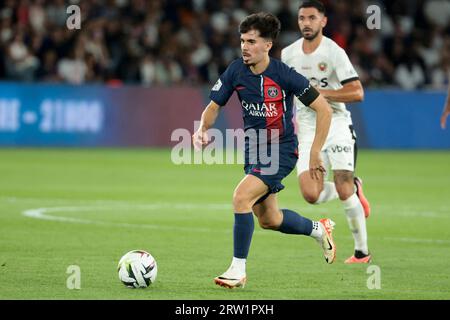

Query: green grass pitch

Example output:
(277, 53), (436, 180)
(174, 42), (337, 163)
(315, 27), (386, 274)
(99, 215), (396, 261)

(0, 149), (449, 300)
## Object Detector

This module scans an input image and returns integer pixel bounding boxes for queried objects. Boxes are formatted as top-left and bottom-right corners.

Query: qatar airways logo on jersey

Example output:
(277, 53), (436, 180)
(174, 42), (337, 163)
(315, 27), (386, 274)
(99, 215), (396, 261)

(241, 100), (279, 117)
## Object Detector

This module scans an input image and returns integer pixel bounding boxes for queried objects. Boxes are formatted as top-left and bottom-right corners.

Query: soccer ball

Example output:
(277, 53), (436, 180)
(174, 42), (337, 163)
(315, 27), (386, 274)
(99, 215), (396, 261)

(117, 250), (157, 288)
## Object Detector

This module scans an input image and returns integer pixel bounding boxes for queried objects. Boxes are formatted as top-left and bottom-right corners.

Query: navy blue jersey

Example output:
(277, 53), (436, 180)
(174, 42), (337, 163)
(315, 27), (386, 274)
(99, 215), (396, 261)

(209, 57), (319, 145)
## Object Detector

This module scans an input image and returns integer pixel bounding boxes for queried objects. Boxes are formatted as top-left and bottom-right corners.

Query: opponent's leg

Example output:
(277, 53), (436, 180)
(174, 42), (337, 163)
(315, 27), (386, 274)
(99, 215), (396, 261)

(354, 177), (371, 218)
(252, 194), (336, 264)
(298, 171), (338, 204)
(214, 174), (267, 289)
(297, 145), (338, 205)
(350, 126), (371, 218)
(334, 170), (371, 263)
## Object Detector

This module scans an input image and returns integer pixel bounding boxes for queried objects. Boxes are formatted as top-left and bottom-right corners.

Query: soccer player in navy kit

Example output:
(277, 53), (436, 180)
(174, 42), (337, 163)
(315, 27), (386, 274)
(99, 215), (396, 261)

(192, 12), (335, 289)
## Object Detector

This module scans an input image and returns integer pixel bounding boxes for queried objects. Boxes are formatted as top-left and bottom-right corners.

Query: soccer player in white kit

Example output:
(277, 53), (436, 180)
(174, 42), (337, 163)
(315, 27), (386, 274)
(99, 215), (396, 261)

(281, 0), (371, 263)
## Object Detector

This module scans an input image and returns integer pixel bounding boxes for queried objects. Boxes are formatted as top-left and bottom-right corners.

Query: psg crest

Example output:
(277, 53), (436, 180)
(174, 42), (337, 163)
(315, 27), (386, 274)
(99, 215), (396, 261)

(267, 87), (279, 98)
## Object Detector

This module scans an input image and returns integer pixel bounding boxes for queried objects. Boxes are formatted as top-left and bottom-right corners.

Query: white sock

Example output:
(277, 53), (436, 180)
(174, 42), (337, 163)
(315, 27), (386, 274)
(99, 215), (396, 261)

(309, 220), (324, 241)
(342, 193), (368, 255)
(315, 181), (339, 204)
(229, 257), (246, 276)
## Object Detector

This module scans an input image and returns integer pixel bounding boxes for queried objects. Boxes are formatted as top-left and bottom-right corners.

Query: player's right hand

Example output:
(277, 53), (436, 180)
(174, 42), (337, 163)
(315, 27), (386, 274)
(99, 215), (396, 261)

(309, 150), (326, 180)
(192, 129), (209, 151)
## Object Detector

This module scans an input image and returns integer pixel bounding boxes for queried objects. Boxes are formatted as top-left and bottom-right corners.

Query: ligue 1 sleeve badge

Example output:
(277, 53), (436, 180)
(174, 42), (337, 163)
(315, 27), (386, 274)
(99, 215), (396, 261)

(318, 62), (328, 72)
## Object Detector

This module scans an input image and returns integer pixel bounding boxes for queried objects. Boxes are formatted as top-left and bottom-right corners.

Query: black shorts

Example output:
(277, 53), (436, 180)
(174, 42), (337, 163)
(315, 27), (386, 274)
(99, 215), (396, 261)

(244, 142), (298, 204)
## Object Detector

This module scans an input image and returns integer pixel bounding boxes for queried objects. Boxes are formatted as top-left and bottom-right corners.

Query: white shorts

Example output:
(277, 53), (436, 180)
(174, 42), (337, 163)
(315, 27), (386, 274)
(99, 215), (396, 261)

(296, 118), (356, 176)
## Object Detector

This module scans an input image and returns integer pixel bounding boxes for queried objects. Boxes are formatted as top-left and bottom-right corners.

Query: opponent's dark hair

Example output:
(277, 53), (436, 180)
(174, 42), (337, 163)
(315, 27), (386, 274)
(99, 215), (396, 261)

(239, 12), (281, 41)
(299, 0), (326, 15)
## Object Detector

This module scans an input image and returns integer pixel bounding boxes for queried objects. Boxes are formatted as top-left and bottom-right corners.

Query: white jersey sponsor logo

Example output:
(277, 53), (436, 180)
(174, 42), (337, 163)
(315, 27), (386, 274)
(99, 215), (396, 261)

(241, 100), (279, 118)
(281, 36), (358, 126)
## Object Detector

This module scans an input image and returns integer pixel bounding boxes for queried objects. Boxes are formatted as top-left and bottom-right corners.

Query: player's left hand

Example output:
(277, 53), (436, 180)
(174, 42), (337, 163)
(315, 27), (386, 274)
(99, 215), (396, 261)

(309, 151), (326, 180)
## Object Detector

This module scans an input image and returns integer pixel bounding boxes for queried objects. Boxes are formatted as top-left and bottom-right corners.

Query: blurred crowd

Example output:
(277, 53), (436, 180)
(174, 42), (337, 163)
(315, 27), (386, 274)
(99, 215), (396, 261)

(0, 0), (449, 89)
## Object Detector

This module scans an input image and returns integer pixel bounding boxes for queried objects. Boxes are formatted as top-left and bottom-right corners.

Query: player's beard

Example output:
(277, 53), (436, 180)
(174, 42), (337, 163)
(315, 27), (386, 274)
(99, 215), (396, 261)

(302, 28), (320, 41)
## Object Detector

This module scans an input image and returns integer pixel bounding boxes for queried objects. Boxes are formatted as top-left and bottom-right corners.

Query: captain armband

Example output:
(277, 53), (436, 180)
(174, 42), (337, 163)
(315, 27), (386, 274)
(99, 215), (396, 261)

(296, 85), (320, 106)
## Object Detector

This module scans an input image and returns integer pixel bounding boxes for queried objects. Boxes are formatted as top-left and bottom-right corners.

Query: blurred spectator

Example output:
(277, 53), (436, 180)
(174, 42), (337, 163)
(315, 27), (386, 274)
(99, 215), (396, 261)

(0, 0), (448, 90)
(424, 0), (450, 28)
(430, 35), (450, 89)
(154, 56), (183, 85)
(57, 45), (87, 84)
(370, 53), (395, 87)
(6, 31), (39, 81)
(394, 56), (426, 90)
(139, 52), (156, 85)
(29, 0), (46, 34)
(46, 0), (68, 28)
(35, 49), (59, 81)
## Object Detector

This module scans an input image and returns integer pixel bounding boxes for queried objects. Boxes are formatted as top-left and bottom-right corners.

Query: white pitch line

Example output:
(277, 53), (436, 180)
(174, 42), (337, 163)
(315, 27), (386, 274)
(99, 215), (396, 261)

(22, 205), (227, 234)
(21, 204), (450, 245)
(6, 195), (450, 219)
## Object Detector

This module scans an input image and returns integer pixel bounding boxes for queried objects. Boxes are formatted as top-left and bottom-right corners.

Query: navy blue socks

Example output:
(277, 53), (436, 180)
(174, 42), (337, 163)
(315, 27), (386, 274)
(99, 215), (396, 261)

(233, 213), (254, 259)
(233, 209), (312, 260)
(278, 209), (313, 235)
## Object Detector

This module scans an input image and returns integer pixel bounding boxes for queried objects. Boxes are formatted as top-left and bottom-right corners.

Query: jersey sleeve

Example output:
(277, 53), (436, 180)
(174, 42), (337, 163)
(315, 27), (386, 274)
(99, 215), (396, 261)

(209, 63), (235, 107)
(334, 47), (359, 85)
(284, 65), (320, 106)
(280, 48), (287, 63)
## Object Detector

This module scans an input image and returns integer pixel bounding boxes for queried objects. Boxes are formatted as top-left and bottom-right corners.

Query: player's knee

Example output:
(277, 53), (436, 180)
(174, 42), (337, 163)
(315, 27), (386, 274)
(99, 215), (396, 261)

(334, 171), (354, 200)
(299, 175), (320, 204)
(258, 217), (279, 230)
(232, 191), (252, 212)
(335, 183), (354, 200)
(302, 190), (319, 204)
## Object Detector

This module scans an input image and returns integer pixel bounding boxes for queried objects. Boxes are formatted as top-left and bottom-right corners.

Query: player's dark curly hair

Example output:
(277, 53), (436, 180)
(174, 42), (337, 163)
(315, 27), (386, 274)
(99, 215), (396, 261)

(299, 0), (326, 14)
(239, 12), (281, 41)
